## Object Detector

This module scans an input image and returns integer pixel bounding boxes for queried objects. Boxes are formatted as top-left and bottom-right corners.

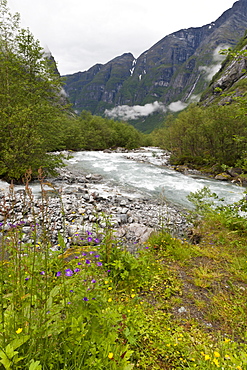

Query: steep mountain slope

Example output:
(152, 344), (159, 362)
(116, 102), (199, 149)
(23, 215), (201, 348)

(200, 33), (247, 105)
(63, 0), (247, 131)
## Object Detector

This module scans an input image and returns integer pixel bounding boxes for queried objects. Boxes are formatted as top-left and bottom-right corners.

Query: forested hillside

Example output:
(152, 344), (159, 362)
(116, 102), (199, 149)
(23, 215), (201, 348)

(0, 1), (146, 183)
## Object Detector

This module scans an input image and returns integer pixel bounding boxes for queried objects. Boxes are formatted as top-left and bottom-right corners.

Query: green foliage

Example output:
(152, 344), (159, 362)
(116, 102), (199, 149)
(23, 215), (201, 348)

(0, 1), (67, 182)
(1, 183), (247, 369)
(151, 100), (247, 170)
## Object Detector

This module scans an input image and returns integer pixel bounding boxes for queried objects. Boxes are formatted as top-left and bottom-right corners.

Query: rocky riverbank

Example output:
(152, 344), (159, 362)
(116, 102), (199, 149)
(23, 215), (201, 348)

(0, 163), (189, 253)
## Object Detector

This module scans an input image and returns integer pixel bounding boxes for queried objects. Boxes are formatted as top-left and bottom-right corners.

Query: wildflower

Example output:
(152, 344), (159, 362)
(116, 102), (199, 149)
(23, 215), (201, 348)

(91, 279), (96, 283)
(95, 254), (100, 258)
(40, 271), (45, 275)
(204, 354), (210, 361)
(97, 262), (103, 266)
(214, 351), (220, 358)
(212, 358), (220, 367)
(85, 259), (91, 265)
(25, 277), (30, 281)
(56, 271), (62, 277)
(131, 294), (136, 298)
(108, 287), (112, 290)
(78, 262), (82, 265)
(65, 269), (74, 277)
(108, 298), (112, 302)
(74, 268), (81, 273)
(70, 290), (74, 293)
(67, 302), (72, 305)
(83, 297), (89, 301)
(108, 352), (114, 359)
(87, 231), (92, 235)
(94, 238), (100, 244)
(82, 252), (87, 256)
(87, 237), (93, 243)
(16, 328), (23, 334)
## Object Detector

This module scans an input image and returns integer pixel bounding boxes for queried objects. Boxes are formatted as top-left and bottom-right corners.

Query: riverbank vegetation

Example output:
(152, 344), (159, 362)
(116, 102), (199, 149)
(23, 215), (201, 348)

(151, 99), (247, 177)
(0, 184), (247, 369)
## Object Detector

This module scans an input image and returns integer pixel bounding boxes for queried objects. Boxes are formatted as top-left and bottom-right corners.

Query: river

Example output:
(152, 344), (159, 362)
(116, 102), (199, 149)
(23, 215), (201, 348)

(65, 147), (245, 210)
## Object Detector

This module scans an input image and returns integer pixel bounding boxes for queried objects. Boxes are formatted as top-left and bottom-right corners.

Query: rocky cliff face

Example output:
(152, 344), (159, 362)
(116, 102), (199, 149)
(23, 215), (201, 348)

(200, 33), (247, 105)
(63, 0), (247, 131)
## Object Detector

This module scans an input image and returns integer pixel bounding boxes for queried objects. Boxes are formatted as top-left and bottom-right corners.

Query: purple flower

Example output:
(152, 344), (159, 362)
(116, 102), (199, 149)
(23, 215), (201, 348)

(65, 269), (74, 277)
(78, 262), (82, 265)
(91, 279), (96, 283)
(94, 238), (100, 244)
(56, 271), (62, 277)
(97, 262), (103, 266)
(85, 259), (91, 265)
(87, 231), (92, 235)
(25, 277), (30, 281)
(74, 256), (79, 259)
(82, 252), (87, 256)
(40, 271), (45, 275)
(70, 290), (74, 293)
(107, 270), (111, 273)
(95, 254), (100, 258)
(74, 268), (81, 273)
(67, 302), (72, 304)
(83, 297), (89, 301)
(87, 237), (93, 243)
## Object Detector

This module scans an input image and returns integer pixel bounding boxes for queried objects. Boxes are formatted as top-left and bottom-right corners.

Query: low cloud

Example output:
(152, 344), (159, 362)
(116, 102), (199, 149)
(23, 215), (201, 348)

(199, 44), (229, 81)
(105, 101), (167, 120)
(168, 101), (188, 112)
(105, 99), (192, 120)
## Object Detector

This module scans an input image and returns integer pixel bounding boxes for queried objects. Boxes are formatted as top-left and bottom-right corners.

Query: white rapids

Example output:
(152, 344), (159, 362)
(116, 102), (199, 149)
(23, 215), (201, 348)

(66, 147), (245, 209)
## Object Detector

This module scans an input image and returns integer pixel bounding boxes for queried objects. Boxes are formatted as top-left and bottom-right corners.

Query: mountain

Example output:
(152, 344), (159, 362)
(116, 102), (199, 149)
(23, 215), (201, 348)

(63, 0), (247, 132)
(200, 33), (247, 105)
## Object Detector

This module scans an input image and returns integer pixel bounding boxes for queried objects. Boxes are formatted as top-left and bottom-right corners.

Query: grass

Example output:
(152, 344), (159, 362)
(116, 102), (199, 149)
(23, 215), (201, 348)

(0, 184), (247, 369)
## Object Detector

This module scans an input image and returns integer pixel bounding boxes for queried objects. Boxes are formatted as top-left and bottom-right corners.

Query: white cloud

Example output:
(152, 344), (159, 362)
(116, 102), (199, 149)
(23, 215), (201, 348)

(168, 101), (188, 112)
(199, 44), (229, 81)
(105, 101), (167, 120)
(104, 98), (196, 120)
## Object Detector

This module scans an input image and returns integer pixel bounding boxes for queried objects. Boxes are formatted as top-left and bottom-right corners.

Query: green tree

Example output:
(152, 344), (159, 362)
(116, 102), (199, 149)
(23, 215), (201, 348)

(0, 0), (64, 182)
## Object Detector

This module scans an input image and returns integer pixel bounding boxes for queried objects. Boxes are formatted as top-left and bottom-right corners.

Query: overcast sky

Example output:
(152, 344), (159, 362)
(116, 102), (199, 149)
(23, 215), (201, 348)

(7, 0), (237, 75)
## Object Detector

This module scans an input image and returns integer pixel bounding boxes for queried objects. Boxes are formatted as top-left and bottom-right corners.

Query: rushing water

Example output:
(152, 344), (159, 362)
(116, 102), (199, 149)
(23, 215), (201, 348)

(0, 147), (244, 210)
(66, 147), (245, 210)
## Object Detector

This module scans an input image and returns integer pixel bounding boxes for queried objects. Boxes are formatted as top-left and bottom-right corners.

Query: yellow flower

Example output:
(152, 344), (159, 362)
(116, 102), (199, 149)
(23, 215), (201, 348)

(212, 358), (220, 367)
(108, 352), (114, 359)
(108, 287), (112, 290)
(214, 351), (220, 358)
(204, 354), (210, 361)
(16, 328), (23, 334)
(131, 294), (136, 298)
(236, 367), (242, 370)
(108, 298), (112, 302)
